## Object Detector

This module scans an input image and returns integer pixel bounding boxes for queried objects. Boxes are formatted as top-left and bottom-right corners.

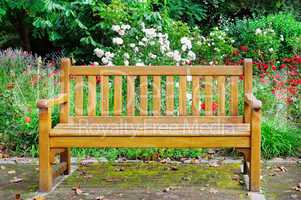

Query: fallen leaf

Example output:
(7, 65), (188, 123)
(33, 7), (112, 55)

(33, 196), (45, 200)
(208, 161), (220, 167)
(72, 186), (83, 195)
(0, 165), (6, 170)
(162, 187), (174, 192)
(15, 193), (21, 200)
(191, 158), (200, 164)
(96, 196), (105, 200)
(169, 166), (178, 171)
(209, 188), (218, 194)
(182, 176), (191, 181)
(292, 182), (301, 192)
(10, 177), (23, 183)
(8, 170), (16, 174)
(115, 167), (125, 172)
(232, 175), (240, 181)
(278, 166), (287, 172)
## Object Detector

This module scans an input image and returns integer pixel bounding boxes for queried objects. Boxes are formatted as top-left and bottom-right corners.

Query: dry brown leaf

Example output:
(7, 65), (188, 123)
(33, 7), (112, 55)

(232, 175), (240, 181)
(169, 166), (178, 171)
(208, 161), (220, 167)
(96, 196), (105, 200)
(10, 177), (23, 183)
(33, 196), (45, 200)
(209, 188), (218, 194)
(15, 193), (21, 200)
(72, 186), (83, 195)
(8, 170), (16, 174)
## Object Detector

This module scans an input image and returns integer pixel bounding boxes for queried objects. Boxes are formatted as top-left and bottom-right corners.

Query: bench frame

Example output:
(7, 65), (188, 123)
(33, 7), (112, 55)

(37, 58), (261, 192)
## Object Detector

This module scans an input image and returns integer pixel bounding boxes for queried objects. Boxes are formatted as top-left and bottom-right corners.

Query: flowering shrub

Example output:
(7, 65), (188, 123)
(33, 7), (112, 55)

(0, 49), (60, 156)
(93, 22), (198, 66)
(92, 24), (234, 66)
(224, 13), (301, 62)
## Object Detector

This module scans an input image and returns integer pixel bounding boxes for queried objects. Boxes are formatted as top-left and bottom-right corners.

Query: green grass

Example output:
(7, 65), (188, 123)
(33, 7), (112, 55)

(261, 118), (301, 159)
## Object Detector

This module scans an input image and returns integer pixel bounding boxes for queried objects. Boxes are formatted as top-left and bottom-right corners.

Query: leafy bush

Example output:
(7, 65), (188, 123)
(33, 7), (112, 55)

(0, 49), (60, 156)
(223, 13), (301, 62)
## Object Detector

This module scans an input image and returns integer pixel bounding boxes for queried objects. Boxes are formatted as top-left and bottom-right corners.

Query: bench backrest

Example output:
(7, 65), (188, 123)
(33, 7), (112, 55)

(59, 58), (252, 123)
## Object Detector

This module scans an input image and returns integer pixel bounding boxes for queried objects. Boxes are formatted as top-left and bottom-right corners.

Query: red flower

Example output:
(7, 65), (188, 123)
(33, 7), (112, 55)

(239, 45), (248, 52)
(200, 103), (205, 110)
(212, 102), (218, 112)
(271, 65), (277, 71)
(200, 102), (218, 112)
(279, 64), (286, 69)
(25, 116), (31, 123)
(239, 75), (244, 80)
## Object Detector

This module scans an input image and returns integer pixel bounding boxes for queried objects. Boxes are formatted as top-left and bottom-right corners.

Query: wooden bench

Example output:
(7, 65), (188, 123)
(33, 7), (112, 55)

(37, 58), (262, 192)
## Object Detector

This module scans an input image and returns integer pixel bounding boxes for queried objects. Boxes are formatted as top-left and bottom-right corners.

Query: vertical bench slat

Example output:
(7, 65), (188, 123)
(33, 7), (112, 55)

(217, 76), (226, 115)
(179, 76), (187, 115)
(88, 76), (96, 115)
(114, 76), (122, 116)
(153, 76), (161, 116)
(60, 58), (70, 122)
(127, 76), (135, 116)
(74, 76), (83, 116)
(230, 76), (239, 116)
(166, 76), (174, 116)
(192, 76), (200, 116)
(205, 76), (213, 115)
(244, 59), (252, 122)
(140, 76), (148, 116)
(101, 76), (109, 116)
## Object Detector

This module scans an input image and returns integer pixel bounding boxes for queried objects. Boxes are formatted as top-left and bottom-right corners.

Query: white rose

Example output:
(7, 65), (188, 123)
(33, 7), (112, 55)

(112, 25), (121, 32)
(173, 50), (181, 62)
(112, 37), (123, 45)
(117, 29), (125, 36)
(124, 53), (130, 59)
(187, 51), (196, 61)
(129, 43), (135, 48)
(166, 51), (173, 58)
(105, 52), (114, 58)
(148, 53), (157, 59)
(181, 45), (187, 52)
(135, 62), (145, 67)
(101, 57), (109, 65)
(124, 60), (129, 66)
(94, 48), (104, 58)
(255, 28), (262, 35)
(134, 47), (139, 53)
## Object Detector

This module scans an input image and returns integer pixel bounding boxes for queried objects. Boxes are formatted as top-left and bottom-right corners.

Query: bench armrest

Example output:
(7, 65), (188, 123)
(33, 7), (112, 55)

(37, 93), (68, 109)
(245, 93), (262, 111)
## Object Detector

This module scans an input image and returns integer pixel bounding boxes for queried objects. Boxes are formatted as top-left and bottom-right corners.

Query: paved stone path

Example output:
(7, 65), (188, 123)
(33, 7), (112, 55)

(0, 160), (300, 200)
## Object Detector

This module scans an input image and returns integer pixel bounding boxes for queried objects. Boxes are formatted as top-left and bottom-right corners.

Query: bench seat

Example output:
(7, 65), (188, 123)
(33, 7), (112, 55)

(50, 123), (250, 137)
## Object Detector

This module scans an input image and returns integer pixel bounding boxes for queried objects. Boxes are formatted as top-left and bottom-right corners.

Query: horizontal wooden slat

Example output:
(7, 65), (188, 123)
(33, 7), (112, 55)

(70, 66), (243, 76)
(55, 123), (250, 130)
(68, 116), (244, 123)
(50, 136), (250, 148)
(50, 129), (250, 137)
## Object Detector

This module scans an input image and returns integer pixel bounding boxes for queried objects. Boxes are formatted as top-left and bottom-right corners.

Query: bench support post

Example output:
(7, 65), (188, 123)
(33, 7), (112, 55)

(250, 109), (261, 192)
(60, 148), (71, 174)
(39, 107), (52, 192)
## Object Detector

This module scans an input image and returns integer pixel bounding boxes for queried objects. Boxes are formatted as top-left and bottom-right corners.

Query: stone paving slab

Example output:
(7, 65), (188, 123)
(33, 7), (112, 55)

(0, 160), (300, 200)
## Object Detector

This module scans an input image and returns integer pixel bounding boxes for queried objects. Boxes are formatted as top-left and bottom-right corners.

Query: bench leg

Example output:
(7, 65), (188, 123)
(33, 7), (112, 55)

(60, 148), (71, 175)
(39, 139), (52, 192)
(250, 145), (260, 192)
